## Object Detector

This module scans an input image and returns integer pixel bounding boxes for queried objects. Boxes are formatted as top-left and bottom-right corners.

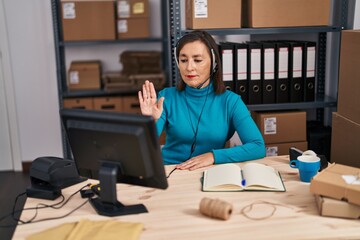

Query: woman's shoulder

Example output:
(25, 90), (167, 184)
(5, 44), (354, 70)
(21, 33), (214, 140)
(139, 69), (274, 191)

(158, 86), (179, 98)
(220, 89), (243, 102)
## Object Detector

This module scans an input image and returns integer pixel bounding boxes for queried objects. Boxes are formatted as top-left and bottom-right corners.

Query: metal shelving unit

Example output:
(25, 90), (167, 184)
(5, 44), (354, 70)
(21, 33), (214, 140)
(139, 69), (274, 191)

(51, 0), (172, 157)
(169, 0), (349, 115)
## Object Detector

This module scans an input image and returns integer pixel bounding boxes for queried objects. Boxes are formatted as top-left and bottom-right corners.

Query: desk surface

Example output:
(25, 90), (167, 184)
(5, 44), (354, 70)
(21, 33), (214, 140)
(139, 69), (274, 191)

(13, 156), (360, 240)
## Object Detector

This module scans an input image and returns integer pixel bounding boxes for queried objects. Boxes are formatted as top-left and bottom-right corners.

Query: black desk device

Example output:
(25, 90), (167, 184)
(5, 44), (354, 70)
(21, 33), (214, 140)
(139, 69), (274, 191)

(26, 156), (87, 200)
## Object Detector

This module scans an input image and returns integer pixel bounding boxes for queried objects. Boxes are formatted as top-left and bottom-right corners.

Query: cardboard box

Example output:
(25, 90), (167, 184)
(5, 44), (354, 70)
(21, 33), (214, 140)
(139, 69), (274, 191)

(122, 96), (141, 113)
(61, 0), (116, 41)
(315, 195), (360, 219)
(266, 141), (307, 157)
(117, 0), (149, 18)
(93, 97), (123, 112)
(117, 18), (149, 39)
(242, 0), (330, 28)
(185, 0), (241, 29)
(331, 112), (360, 168)
(310, 163), (360, 206)
(253, 111), (307, 144)
(337, 30), (360, 124)
(68, 61), (101, 91)
(63, 98), (93, 110)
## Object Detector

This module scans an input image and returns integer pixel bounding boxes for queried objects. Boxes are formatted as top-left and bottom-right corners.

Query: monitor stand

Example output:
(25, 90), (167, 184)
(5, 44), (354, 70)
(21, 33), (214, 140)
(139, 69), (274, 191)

(89, 162), (148, 216)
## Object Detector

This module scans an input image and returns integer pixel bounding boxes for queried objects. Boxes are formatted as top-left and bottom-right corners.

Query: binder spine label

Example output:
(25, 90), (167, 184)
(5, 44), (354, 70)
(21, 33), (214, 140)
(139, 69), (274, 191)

(251, 49), (261, 80)
(279, 48), (288, 79)
(222, 49), (233, 81)
(307, 46), (316, 77)
(293, 47), (303, 78)
(264, 48), (275, 80)
(237, 49), (247, 80)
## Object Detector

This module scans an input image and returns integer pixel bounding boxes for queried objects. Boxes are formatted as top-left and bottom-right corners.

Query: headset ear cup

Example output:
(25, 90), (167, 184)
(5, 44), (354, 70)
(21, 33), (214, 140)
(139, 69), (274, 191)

(211, 49), (217, 73)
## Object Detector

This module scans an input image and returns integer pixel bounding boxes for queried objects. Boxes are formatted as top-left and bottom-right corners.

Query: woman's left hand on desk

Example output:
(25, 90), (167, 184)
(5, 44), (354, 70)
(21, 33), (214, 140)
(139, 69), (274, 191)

(176, 152), (214, 170)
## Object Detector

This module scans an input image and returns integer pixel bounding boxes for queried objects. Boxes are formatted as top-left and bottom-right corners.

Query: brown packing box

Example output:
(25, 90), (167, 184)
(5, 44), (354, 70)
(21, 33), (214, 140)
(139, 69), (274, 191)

(122, 96), (141, 113)
(242, 0), (330, 28)
(266, 141), (307, 157)
(103, 72), (165, 92)
(310, 163), (360, 206)
(315, 195), (360, 219)
(63, 98), (94, 110)
(185, 0), (241, 29)
(117, 18), (150, 39)
(68, 61), (101, 91)
(253, 111), (307, 144)
(117, 0), (149, 18)
(337, 30), (360, 124)
(61, 0), (116, 41)
(331, 112), (360, 168)
(93, 97), (123, 112)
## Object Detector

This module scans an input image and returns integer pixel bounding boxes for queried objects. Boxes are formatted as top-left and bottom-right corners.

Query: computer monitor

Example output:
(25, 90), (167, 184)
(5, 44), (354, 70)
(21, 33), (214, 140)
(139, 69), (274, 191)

(60, 109), (168, 216)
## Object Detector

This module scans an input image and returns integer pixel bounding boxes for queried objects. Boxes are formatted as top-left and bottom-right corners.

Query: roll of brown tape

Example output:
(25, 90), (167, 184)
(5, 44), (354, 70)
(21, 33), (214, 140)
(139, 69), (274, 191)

(199, 197), (233, 220)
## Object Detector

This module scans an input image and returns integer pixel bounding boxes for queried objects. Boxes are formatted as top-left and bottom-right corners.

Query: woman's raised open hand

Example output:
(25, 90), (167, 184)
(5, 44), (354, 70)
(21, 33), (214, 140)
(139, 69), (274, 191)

(138, 80), (164, 121)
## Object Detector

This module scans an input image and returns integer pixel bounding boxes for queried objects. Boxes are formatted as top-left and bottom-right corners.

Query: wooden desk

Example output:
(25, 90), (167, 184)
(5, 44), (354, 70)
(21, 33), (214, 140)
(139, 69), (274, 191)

(13, 156), (360, 239)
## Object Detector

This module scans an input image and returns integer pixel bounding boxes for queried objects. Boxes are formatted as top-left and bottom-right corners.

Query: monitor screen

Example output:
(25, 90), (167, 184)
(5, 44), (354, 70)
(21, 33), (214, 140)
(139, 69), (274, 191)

(60, 109), (168, 216)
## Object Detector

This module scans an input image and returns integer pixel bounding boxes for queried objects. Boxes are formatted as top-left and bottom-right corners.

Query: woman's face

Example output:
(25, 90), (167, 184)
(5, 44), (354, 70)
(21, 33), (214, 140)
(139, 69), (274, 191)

(178, 40), (212, 89)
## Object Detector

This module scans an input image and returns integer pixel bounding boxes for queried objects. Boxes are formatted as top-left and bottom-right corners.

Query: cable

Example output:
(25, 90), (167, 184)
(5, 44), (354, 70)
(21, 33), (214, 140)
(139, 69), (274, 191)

(0, 183), (91, 228)
(185, 83), (211, 160)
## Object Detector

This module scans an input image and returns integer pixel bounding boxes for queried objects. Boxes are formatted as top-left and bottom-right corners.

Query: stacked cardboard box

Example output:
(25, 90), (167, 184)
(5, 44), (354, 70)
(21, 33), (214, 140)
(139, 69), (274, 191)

(310, 163), (360, 219)
(67, 61), (102, 91)
(331, 30), (360, 168)
(252, 111), (307, 156)
(117, 0), (150, 39)
(120, 51), (162, 74)
(103, 72), (165, 92)
(185, 0), (241, 29)
(60, 0), (116, 41)
(242, 0), (330, 28)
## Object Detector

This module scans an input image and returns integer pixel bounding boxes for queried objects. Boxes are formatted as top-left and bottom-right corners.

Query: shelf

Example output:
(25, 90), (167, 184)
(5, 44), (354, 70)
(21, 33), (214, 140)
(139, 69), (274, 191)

(60, 38), (165, 47)
(247, 96), (337, 111)
(181, 26), (341, 36)
(63, 89), (139, 98)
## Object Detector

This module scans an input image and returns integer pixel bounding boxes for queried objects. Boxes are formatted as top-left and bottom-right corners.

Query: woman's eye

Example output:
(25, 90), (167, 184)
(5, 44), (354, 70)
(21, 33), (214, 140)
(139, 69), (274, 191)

(180, 59), (187, 63)
(194, 59), (202, 63)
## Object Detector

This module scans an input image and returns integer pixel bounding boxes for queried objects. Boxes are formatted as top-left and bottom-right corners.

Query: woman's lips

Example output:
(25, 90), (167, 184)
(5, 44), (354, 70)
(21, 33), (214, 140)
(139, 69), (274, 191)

(186, 75), (197, 78)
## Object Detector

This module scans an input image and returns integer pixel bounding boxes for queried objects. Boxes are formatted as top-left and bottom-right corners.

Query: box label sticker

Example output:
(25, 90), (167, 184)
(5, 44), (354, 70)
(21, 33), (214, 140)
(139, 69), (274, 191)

(69, 71), (79, 84)
(342, 175), (360, 185)
(264, 117), (277, 135)
(133, 2), (145, 14)
(118, 1), (130, 18)
(194, 0), (208, 18)
(118, 20), (128, 33)
(62, 3), (76, 19)
(266, 146), (278, 156)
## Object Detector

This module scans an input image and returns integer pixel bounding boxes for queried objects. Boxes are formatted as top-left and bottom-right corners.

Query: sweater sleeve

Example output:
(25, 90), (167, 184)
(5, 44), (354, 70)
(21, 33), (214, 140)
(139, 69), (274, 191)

(155, 90), (166, 136)
(212, 98), (266, 164)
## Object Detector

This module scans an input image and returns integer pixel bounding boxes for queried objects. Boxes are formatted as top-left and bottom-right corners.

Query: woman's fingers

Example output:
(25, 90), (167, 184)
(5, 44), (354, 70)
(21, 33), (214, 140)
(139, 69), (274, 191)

(149, 81), (157, 99)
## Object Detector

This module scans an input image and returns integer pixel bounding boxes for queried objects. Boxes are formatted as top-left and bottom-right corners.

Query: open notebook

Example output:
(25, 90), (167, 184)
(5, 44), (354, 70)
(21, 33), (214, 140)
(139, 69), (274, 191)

(202, 162), (286, 192)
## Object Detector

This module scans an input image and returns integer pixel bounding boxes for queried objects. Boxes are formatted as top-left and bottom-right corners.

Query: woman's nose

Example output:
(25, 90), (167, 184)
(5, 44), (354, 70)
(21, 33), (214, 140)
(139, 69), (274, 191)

(186, 60), (195, 71)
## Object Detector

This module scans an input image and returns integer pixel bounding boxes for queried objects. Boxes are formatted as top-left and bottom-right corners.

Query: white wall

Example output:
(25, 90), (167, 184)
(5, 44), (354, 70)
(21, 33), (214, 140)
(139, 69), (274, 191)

(355, 0), (360, 29)
(3, 0), (63, 161)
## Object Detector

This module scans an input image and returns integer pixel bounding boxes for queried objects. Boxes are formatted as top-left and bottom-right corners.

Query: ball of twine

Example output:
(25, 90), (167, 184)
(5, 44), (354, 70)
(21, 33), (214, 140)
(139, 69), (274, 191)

(199, 197), (233, 220)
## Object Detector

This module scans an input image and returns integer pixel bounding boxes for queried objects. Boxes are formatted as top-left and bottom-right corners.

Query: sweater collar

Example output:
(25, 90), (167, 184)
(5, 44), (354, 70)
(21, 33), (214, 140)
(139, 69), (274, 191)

(184, 81), (214, 97)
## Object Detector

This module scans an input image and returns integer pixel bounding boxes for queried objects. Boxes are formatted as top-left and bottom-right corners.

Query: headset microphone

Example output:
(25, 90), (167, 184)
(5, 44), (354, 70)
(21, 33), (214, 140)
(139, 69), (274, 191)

(196, 69), (216, 89)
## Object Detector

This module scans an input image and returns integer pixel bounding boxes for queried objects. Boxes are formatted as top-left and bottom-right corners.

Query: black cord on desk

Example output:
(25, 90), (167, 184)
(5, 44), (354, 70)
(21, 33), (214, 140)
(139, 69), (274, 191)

(0, 183), (91, 228)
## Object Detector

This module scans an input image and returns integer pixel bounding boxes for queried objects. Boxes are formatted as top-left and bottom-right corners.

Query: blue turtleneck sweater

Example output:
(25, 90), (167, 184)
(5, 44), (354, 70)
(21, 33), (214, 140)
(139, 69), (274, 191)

(156, 82), (265, 165)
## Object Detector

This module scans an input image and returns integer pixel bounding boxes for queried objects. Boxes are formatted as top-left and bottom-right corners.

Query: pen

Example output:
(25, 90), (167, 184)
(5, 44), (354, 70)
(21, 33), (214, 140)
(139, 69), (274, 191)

(241, 179), (246, 186)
